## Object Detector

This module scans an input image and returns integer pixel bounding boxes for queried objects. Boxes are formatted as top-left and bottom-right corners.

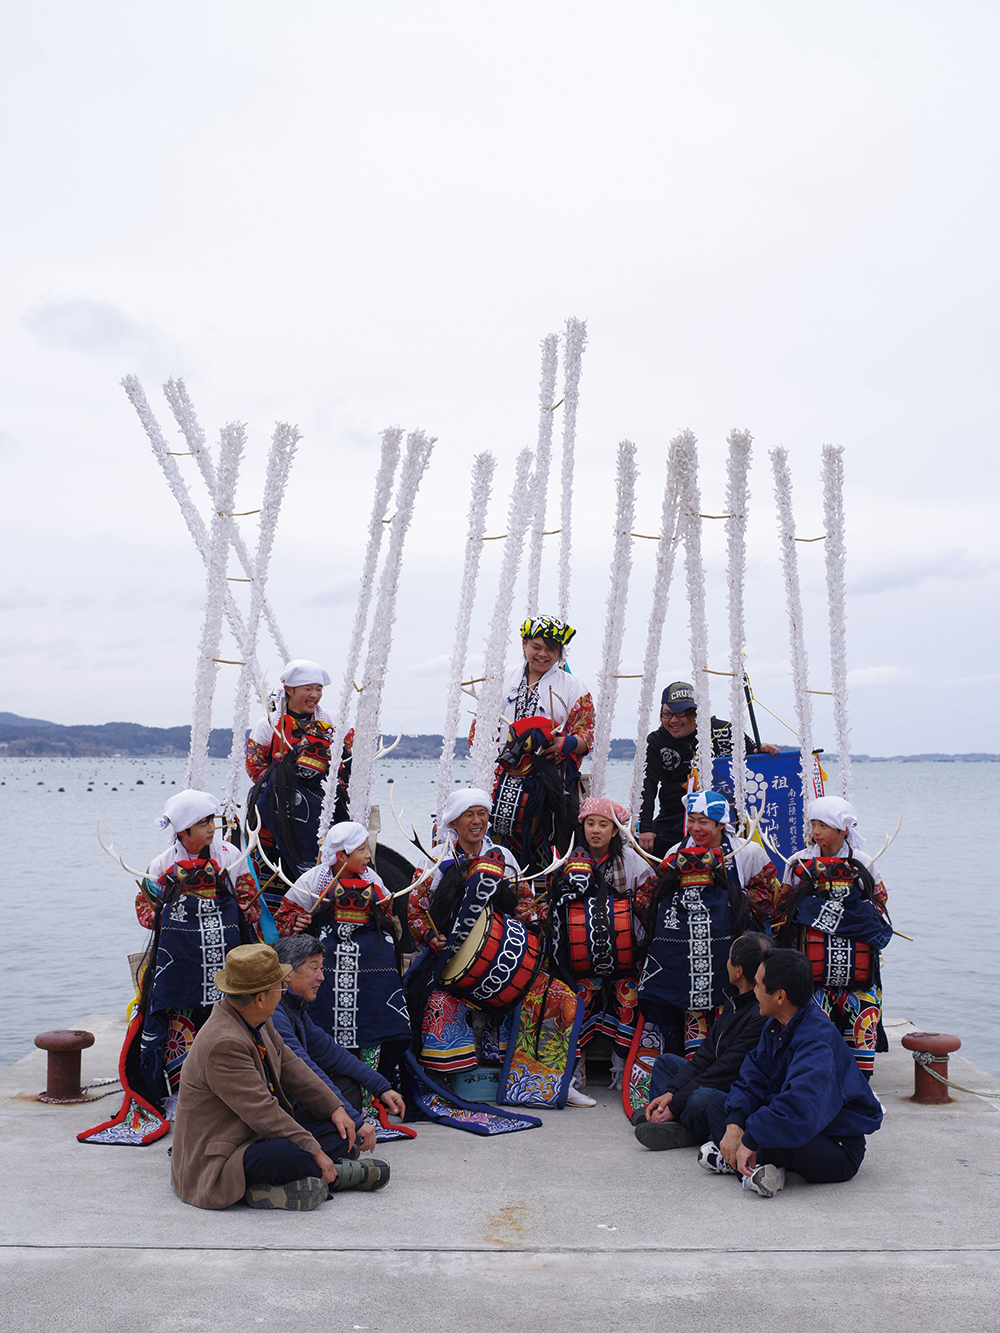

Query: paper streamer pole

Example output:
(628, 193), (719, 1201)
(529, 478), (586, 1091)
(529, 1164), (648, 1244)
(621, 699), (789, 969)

(436, 451), (497, 819)
(590, 441), (638, 798)
(188, 423), (245, 789)
(348, 430), (435, 828)
(222, 422), (300, 816)
(770, 447), (814, 835)
(822, 444), (851, 799)
(675, 431), (712, 790)
(318, 427), (403, 844)
(629, 440), (683, 815)
(163, 378), (291, 662)
(525, 333), (559, 618)
(557, 317), (587, 621)
(470, 448), (536, 793)
(121, 377), (262, 682)
(725, 429), (753, 823)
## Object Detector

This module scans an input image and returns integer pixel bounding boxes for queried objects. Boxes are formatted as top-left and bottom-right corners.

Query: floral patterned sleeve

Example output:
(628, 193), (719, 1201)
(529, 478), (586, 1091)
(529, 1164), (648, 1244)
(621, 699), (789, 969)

(408, 868), (439, 946)
(245, 735), (272, 782)
(744, 860), (781, 929)
(565, 691), (595, 752)
(134, 877), (160, 930)
(872, 875), (888, 912)
(232, 869), (262, 936)
(274, 895), (303, 938)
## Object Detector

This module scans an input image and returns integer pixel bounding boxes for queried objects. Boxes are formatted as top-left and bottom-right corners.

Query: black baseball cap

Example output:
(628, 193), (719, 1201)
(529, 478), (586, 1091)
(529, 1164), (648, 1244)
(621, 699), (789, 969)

(661, 681), (696, 712)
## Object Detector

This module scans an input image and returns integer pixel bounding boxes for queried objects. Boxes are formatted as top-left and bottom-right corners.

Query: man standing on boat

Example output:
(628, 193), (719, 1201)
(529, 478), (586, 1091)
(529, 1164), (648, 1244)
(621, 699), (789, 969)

(638, 681), (779, 859)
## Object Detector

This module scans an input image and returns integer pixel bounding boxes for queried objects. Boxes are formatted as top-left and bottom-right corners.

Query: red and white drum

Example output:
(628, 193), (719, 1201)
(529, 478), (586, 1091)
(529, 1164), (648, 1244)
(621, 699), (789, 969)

(441, 905), (543, 1012)
(565, 897), (637, 979)
(802, 927), (873, 989)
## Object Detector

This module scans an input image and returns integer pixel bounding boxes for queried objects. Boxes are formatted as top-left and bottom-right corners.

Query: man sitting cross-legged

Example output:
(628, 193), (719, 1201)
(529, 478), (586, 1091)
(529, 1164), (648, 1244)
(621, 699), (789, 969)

(171, 944), (391, 1211)
(699, 947), (883, 1198)
(634, 932), (771, 1151)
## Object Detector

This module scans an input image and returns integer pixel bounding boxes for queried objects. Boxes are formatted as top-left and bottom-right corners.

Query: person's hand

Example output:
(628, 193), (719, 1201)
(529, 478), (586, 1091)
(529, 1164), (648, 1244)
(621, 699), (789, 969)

(638, 832), (657, 852)
(292, 911), (312, 934)
(381, 1089), (406, 1117)
(646, 1092), (674, 1123)
(736, 1143), (757, 1176)
(428, 932), (446, 953)
(543, 734), (579, 762)
(720, 1123), (744, 1169)
(761, 743), (779, 755)
(357, 1122), (378, 1153)
(331, 1106), (356, 1150)
(313, 1149), (338, 1184)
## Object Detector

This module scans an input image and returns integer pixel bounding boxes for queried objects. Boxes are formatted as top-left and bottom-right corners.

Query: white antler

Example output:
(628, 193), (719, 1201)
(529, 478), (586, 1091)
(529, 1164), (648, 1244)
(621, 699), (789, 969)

(867, 814), (903, 867)
(224, 816), (260, 879)
(97, 822), (144, 878)
(611, 812), (664, 869)
(246, 808), (296, 888)
(375, 728), (403, 760)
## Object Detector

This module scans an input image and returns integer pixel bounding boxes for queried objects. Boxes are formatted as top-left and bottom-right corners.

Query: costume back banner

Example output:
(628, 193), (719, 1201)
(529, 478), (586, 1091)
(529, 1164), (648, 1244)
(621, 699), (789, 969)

(711, 750), (816, 869)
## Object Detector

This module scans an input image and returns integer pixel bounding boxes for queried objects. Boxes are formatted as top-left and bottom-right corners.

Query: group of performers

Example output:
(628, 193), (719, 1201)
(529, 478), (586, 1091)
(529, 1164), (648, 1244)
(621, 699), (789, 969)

(104, 614), (892, 1147)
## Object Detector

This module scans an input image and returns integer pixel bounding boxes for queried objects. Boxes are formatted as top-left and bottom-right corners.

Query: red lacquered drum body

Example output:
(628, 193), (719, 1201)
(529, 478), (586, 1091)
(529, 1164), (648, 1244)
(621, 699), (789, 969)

(566, 897), (636, 979)
(802, 927), (873, 989)
(441, 905), (543, 1012)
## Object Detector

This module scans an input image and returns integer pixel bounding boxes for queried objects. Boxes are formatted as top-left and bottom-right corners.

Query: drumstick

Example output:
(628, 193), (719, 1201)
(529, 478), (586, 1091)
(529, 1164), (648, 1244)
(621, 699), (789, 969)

(304, 857), (354, 916)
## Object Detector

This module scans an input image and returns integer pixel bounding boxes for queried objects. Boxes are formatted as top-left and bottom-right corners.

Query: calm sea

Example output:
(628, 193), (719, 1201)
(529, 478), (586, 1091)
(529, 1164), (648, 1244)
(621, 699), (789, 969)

(2, 755), (997, 1078)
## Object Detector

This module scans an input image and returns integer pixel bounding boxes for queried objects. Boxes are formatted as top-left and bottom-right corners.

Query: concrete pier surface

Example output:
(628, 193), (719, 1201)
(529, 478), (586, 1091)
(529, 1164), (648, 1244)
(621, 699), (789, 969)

(3, 1014), (999, 1332)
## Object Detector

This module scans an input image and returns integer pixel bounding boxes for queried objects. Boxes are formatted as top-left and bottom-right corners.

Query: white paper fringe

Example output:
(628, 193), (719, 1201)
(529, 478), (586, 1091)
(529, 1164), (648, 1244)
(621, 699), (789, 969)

(629, 440), (683, 816)
(318, 428), (403, 844)
(590, 441), (638, 798)
(348, 430), (435, 827)
(470, 448), (536, 793)
(557, 317), (587, 620)
(822, 444), (851, 799)
(188, 423), (245, 789)
(675, 431), (712, 790)
(770, 447), (814, 835)
(725, 429), (753, 822)
(525, 333), (559, 619)
(436, 451), (497, 820)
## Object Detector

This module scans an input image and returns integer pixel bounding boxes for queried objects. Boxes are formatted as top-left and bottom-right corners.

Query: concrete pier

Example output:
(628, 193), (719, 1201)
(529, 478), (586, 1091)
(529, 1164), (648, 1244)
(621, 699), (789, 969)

(2, 1014), (999, 1332)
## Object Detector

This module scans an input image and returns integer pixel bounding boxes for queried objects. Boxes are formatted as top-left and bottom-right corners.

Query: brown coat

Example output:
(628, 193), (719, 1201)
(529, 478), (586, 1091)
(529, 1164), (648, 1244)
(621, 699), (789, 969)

(170, 997), (344, 1209)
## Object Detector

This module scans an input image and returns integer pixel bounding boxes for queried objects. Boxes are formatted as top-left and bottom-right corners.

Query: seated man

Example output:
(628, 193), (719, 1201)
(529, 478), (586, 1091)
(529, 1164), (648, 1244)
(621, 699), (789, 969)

(171, 944), (390, 1212)
(271, 934), (407, 1150)
(699, 948), (883, 1198)
(634, 932), (771, 1150)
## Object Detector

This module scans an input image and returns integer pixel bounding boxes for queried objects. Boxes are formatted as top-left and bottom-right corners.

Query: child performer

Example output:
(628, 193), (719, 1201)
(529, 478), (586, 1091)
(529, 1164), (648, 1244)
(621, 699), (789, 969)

(546, 797), (658, 1091)
(774, 795), (892, 1079)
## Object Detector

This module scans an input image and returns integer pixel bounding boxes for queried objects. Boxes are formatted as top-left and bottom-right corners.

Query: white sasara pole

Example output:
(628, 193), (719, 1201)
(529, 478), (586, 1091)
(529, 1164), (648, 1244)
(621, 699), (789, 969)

(676, 431), (713, 791)
(590, 441), (639, 798)
(525, 333), (559, 619)
(822, 443), (852, 800)
(557, 317), (587, 621)
(725, 429), (753, 824)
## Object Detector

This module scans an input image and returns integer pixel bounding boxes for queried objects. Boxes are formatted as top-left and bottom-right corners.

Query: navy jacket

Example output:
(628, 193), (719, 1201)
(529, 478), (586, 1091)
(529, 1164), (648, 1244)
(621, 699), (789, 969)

(723, 998), (883, 1151)
(666, 985), (765, 1115)
(273, 991), (391, 1126)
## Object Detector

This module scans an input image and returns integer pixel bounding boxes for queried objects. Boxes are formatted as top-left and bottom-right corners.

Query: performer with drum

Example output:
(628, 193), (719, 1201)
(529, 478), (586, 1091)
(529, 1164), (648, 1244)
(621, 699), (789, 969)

(407, 788), (590, 1107)
(486, 617), (595, 875)
(773, 796), (891, 1079)
(545, 797), (658, 1092)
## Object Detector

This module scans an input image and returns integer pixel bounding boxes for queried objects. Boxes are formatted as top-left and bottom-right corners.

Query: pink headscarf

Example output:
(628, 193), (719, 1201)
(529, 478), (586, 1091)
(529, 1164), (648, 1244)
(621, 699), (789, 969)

(578, 797), (629, 826)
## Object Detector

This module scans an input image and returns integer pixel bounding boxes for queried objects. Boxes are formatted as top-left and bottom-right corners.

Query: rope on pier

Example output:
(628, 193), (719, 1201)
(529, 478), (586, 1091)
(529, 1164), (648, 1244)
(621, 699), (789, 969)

(911, 1050), (1000, 1098)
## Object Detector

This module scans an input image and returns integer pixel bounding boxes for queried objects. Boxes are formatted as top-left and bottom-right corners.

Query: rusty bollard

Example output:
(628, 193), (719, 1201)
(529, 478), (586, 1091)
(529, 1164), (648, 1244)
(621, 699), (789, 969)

(901, 1031), (961, 1104)
(34, 1029), (99, 1103)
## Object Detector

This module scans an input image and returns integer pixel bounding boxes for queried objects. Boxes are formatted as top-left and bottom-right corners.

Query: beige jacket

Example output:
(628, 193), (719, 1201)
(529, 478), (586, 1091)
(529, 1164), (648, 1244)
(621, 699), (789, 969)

(170, 997), (343, 1209)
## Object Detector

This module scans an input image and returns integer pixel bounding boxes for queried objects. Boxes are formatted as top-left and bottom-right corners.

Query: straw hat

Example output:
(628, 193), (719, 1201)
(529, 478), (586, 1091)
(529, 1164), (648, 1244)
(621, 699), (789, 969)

(214, 944), (292, 995)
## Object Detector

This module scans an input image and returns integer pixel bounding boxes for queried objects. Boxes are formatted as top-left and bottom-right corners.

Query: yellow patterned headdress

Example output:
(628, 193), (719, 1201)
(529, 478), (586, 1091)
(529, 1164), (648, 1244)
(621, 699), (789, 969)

(518, 615), (576, 648)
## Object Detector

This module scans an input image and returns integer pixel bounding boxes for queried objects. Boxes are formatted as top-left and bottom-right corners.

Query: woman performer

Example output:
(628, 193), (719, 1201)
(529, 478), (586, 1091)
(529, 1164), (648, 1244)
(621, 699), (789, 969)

(774, 795), (892, 1079)
(245, 659), (352, 907)
(274, 822), (411, 1089)
(637, 790), (775, 1059)
(407, 788), (591, 1107)
(135, 790), (263, 1111)
(488, 616), (595, 875)
(545, 797), (658, 1091)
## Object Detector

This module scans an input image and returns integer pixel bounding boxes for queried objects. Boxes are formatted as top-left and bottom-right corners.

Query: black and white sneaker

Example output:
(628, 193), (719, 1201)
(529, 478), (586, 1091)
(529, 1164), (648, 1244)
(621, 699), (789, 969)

(742, 1163), (786, 1198)
(698, 1141), (738, 1175)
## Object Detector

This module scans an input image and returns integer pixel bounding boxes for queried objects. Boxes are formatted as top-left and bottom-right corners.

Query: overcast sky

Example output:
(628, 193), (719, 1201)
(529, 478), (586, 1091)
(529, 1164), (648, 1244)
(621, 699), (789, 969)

(2, 2), (997, 756)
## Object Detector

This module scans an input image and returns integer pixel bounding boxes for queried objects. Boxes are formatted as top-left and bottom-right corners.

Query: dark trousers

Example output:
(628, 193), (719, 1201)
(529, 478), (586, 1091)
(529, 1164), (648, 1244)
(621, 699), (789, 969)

(706, 1099), (866, 1183)
(242, 1111), (351, 1188)
(648, 1052), (726, 1141)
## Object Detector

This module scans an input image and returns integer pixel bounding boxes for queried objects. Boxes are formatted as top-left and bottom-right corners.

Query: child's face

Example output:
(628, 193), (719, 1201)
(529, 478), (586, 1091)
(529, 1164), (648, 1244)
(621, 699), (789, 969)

(811, 820), (846, 856)
(687, 812), (722, 848)
(583, 815), (615, 853)
(341, 841), (371, 875)
(178, 816), (216, 854)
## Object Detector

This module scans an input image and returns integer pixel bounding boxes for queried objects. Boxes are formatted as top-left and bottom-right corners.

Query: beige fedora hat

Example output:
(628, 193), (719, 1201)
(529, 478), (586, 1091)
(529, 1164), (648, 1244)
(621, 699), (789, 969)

(214, 944), (293, 995)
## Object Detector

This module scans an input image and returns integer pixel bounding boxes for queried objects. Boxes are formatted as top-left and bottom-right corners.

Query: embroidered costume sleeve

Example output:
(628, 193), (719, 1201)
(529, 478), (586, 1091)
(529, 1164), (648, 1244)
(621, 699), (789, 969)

(245, 717), (276, 781)
(407, 868), (439, 946)
(134, 878), (160, 929)
(231, 869), (263, 935)
(565, 691), (595, 753)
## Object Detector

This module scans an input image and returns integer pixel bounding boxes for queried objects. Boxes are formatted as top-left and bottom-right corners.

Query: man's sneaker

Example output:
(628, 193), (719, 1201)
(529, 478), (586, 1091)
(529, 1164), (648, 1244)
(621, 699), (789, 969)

(565, 1085), (597, 1107)
(635, 1121), (699, 1151)
(630, 1105), (648, 1127)
(328, 1157), (391, 1193)
(244, 1177), (326, 1211)
(698, 1140), (738, 1175)
(742, 1163), (786, 1198)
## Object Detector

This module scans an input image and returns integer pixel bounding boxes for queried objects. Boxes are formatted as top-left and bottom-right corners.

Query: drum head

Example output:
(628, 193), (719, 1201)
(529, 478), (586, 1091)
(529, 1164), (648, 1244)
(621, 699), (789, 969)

(441, 906), (492, 981)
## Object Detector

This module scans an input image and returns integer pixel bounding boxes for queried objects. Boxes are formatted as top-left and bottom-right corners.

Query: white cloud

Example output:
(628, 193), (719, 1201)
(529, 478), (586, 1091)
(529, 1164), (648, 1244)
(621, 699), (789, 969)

(408, 655), (451, 677)
(850, 549), (998, 596)
(20, 298), (185, 376)
(846, 665), (917, 689)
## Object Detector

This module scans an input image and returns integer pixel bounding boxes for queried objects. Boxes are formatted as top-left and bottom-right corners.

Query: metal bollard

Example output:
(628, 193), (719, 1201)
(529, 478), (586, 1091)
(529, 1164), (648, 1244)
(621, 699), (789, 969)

(901, 1031), (961, 1105)
(34, 1029), (98, 1103)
